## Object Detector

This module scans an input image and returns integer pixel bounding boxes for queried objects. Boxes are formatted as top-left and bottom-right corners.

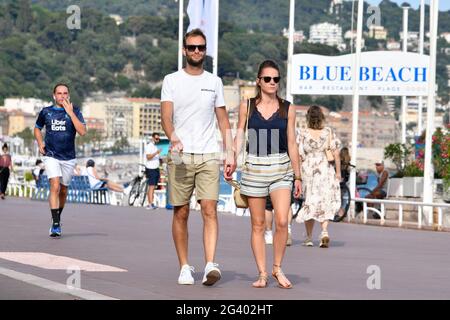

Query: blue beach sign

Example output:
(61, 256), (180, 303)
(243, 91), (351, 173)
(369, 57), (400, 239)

(291, 51), (430, 96)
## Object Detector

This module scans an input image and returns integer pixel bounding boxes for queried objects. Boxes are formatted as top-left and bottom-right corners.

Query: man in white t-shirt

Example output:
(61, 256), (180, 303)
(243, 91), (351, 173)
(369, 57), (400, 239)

(144, 132), (161, 210)
(161, 28), (236, 286)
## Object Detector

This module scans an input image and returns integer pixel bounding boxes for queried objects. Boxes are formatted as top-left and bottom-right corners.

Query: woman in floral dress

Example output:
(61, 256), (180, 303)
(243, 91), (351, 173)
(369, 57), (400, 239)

(296, 106), (341, 248)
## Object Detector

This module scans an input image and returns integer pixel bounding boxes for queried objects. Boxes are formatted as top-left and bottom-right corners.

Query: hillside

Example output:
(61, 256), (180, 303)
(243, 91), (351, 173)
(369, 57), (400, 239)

(0, 0), (449, 110)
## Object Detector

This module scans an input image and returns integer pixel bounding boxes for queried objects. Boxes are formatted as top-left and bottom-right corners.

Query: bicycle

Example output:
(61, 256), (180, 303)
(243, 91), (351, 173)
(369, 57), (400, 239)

(128, 164), (149, 207)
(338, 164), (373, 220)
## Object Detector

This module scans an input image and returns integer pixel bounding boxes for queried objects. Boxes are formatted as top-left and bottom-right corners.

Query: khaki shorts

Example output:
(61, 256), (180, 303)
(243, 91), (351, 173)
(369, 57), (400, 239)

(167, 152), (220, 206)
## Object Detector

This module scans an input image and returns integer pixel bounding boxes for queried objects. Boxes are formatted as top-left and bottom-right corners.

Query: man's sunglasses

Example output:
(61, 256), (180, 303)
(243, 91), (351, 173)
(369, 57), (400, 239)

(259, 76), (281, 83)
(185, 44), (206, 52)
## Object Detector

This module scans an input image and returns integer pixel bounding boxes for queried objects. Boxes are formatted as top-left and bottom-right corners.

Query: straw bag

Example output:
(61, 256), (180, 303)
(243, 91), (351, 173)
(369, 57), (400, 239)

(325, 128), (335, 163)
(226, 100), (250, 209)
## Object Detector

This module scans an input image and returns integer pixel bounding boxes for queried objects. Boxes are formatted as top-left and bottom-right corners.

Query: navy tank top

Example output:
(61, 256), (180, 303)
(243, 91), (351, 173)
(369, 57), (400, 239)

(246, 99), (290, 156)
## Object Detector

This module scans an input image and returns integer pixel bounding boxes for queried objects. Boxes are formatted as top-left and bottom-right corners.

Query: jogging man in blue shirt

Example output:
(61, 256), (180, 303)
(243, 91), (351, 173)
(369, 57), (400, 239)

(34, 84), (87, 237)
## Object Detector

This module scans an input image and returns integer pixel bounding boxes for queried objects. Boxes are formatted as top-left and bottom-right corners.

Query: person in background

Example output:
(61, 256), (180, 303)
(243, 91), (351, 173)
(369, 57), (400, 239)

(365, 160), (389, 219)
(296, 106), (341, 248)
(144, 132), (162, 210)
(83, 159), (125, 193)
(32, 159), (45, 184)
(34, 83), (87, 237)
(0, 143), (13, 200)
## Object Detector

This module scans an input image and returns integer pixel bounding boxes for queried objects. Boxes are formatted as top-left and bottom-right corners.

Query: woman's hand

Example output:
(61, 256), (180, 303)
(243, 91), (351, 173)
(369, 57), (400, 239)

(336, 173), (342, 182)
(294, 179), (302, 198)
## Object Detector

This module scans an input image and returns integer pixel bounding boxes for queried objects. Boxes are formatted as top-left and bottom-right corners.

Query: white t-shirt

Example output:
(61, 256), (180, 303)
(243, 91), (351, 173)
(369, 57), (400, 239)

(161, 69), (225, 153)
(145, 141), (160, 169)
(82, 166), (103, 189)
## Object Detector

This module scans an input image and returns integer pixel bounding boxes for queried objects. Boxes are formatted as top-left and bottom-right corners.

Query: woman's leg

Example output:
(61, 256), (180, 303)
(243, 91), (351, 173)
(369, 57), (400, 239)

(305, 219), (315, 239)
(270, 188), (292, 288)
(0, 168), (10, 195)
(248, 196), (268, 287)
(321, 219), (329, 234)
(106, 181), (124, 193)
(320, 219), (330, 248)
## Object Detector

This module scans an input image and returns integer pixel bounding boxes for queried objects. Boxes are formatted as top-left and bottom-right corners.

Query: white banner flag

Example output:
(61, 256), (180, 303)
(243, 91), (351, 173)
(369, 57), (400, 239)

(187, 0), (218, 58)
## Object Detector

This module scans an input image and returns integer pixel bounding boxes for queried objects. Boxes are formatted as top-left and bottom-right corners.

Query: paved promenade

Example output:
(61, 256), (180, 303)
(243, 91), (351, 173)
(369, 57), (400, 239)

(1, 197), (450, 300)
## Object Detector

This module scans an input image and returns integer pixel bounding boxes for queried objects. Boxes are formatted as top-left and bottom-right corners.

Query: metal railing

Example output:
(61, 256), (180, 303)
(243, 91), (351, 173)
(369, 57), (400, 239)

(351, 197), (450, 229)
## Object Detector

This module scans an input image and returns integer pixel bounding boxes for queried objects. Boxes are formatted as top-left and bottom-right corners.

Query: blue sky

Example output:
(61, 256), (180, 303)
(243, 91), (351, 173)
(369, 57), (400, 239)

(364, 0), (450, 11)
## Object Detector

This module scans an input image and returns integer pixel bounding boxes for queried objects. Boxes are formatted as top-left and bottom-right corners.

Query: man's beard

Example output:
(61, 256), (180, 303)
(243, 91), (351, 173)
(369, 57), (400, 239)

(186, 55), (205, 67)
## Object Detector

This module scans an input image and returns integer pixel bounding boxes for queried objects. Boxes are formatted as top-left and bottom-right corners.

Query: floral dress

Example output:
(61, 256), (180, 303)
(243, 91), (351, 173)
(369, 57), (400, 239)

(296, 127), (341, 223)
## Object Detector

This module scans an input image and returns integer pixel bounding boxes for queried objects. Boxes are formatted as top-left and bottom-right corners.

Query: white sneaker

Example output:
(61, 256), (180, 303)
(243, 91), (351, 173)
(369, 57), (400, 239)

(286, 231), (292, 246)
(264, 230), (273, 245)
(302, 237), (314, 247)
(202, 262), (221, 286)
(178, 264), (195, 285)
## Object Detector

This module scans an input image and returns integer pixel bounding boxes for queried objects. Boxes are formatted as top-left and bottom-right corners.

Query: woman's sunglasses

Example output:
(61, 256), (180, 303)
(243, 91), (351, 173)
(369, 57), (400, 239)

(185, 44), (207, 52)
(259, 76), (281, 83)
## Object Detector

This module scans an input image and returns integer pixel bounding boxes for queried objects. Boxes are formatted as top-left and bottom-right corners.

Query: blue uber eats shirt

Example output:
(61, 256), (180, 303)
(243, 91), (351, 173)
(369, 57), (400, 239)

(35, 105), (85, 161)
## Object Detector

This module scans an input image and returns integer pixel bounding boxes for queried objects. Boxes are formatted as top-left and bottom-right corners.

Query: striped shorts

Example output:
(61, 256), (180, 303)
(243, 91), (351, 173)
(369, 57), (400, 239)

(240, 153), (294, 197)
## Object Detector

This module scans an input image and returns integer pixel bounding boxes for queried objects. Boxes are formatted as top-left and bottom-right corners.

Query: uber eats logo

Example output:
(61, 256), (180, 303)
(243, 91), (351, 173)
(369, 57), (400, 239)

(51, 119), (67, 131)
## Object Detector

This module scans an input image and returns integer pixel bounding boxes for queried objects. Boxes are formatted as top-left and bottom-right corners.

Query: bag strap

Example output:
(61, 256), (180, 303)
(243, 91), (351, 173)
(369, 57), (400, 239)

(242, 98), (250, 166)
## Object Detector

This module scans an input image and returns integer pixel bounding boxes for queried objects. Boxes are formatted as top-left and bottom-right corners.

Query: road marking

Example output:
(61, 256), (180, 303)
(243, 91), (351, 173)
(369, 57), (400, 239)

(0, 252), (127, 272)
(0, 266), (118, 300)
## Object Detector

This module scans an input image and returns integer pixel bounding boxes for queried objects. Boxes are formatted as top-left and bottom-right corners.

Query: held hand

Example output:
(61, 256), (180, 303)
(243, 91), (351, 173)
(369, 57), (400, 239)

(294, 179), (302, 198)
(157, 149), (162, 154)
(223, 155), (237, 181)
(61, 98), (74, 116)
(336, 174), (342, 182)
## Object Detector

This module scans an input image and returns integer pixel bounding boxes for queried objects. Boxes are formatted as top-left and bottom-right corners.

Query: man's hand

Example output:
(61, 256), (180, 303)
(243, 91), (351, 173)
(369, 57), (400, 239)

(223, 152), (236, 181)
(61, 98), (74, 116)
(169, 132), (183, 153)
(38, 144), (46, 155)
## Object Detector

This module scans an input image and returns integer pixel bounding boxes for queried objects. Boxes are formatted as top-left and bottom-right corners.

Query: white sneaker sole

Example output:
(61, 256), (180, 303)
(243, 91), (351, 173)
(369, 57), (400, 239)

(202, 270), (221, 286)
(178, 279), (194, 285)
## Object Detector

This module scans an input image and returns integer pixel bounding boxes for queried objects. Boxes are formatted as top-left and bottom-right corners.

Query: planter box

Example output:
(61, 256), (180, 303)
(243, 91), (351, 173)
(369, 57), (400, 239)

(388, 178), (446, 200)
(388, 177), (424, 198)
(402, 177), (424, 197)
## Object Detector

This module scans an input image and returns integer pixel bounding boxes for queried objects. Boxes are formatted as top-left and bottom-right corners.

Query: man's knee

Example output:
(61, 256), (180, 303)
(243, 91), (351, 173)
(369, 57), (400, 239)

(200, 200), (217, 218)
(174, 205), (190, 221)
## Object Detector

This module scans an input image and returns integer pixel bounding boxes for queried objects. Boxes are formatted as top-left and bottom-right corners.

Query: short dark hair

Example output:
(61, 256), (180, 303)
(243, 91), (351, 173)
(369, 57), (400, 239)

(86, 159), (95, 167)
(152, 132), (160, 138)
(183, 28), (207, 48)
(53, 83), (70, 94)
(36, 159), (43, 165)
(2, 143), (8, 151)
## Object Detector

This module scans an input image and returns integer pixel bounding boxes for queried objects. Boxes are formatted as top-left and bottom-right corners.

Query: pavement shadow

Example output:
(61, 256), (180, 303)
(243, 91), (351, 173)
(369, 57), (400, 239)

(290, 240), (346, 247)
(60, 233), (109, 238)
(199, 270), (310, 286)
